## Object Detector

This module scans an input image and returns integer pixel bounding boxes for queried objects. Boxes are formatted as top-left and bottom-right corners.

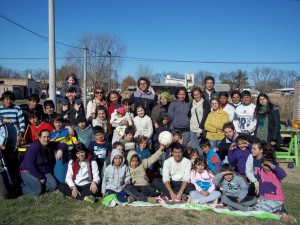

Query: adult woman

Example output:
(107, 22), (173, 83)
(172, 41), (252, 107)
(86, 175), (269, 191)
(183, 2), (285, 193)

(219, 92), (235, 122)
(254, 93), (281, 146)
(168, 87), (191, 146)
(229, 90), (242, 109)
(204, 98), (229, 149)
(19, 129), (68, 195)
(86, 87), (107, 121)
(190, 87), (210, 155)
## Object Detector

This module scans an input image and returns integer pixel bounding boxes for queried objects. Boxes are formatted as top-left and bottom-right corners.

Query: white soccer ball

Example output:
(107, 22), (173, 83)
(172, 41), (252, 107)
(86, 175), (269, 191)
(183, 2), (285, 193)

(158, 131), (173, 146)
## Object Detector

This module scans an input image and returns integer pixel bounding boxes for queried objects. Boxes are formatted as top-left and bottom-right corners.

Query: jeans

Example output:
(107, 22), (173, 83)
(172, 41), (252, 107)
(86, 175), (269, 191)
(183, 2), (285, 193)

(189, 190), (221, 204)
(181, 131), (191, 147)
(21, 172), (57, 196)
(58, 183), (95, 200)
(221, 195), (257, 211)
(151, 178), (195, 199)
(209, 140), (221, 149)
(106, 189), (127, 203)
(124, 184), (156, 202)
(190, 132), (203, 156)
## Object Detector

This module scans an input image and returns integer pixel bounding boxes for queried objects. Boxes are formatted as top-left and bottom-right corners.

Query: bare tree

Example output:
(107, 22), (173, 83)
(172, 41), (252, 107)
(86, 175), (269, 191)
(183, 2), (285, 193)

(219, 70), (248, 91)
(33, 68), (49, 80)
(121, 76), (136, 91)
(194, 70), (215, 86)
(65, 33), (126, 90)
(135, 65), (154, 80)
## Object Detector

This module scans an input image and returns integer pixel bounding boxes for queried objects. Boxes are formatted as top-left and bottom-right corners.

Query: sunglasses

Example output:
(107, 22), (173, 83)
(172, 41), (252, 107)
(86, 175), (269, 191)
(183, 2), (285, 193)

(95, 91), (104, 94)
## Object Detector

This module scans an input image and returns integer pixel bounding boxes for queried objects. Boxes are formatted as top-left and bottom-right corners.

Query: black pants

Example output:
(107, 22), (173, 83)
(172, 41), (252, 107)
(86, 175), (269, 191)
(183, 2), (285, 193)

(124, 184), (156, 201)
(151, 178), (195, 199)
(58, 183), (95, 200)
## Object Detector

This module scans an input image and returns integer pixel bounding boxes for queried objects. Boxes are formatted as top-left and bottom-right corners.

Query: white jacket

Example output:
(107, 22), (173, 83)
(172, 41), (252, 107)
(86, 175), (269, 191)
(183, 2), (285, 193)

(133, 115), (153, 138)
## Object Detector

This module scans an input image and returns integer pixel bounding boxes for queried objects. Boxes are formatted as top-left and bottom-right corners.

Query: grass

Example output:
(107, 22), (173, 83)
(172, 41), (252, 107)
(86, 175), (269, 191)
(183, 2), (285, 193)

(0, 183), (298, 225)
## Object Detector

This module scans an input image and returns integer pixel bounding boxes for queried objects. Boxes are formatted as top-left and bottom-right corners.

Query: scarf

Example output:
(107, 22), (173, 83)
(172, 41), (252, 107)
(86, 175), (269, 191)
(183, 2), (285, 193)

(258, 106), (267, 129)
(220, 103), (227, 109)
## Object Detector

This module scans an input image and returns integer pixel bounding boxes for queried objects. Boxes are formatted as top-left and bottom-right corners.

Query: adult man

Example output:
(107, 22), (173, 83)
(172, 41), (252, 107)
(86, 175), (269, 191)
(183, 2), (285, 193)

(203, 76), (219, 102)
(233, 90), (257, 135)
(129, 77), (157, 116)
(152, 143), (195, 201)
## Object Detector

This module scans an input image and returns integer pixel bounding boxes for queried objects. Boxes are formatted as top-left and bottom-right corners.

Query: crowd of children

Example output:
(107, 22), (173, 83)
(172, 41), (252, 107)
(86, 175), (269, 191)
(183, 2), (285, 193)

(0, 74), (293, 221)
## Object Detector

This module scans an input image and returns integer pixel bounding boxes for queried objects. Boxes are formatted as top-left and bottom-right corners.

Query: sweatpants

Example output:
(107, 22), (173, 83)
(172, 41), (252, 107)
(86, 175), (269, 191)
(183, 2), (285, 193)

(221, 195), (257, 211)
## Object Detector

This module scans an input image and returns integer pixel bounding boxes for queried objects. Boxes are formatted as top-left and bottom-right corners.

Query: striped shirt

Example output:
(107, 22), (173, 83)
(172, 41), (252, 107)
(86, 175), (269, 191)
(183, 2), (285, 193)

(0, 104), (26, 133)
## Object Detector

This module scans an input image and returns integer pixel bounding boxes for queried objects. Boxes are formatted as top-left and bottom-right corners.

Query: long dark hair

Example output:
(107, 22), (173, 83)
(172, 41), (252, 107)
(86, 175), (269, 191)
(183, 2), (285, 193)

(175, 87), (189, 102)
(255, 93), (276, 118)
(65, 73), (79, 85)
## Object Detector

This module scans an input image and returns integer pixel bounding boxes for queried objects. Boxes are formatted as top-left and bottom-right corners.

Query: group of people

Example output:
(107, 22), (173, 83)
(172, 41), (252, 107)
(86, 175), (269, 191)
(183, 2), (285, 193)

(0, 74), (289, 217)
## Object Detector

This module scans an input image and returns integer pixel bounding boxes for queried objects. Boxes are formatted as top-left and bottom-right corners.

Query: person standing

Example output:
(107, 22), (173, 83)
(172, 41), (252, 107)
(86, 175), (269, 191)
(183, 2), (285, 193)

(203, 76), (219, 102)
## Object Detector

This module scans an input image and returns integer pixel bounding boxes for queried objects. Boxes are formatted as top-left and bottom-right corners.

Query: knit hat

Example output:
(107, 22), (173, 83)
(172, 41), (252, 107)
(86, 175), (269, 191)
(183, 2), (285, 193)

(160, 92), (171, 101)
(75, 113), (87, 124)
(116, 107), (125, 115)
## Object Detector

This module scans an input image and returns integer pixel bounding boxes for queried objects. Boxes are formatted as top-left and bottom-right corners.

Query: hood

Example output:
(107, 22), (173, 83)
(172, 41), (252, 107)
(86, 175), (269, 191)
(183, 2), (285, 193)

(110, 149), (125, 166)
(126, 150), (140, 166)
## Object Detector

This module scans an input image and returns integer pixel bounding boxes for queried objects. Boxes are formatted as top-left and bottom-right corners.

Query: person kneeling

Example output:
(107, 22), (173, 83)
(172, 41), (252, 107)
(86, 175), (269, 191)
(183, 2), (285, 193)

(58, 143), (100, 201)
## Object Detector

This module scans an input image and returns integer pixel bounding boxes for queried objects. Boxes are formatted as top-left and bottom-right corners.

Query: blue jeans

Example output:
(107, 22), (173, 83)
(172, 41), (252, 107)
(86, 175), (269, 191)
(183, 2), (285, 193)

(190, 190), (221, 204)
(190, 132), (203, 156)
(209, 140), (221, 149)
(106, 189), (127, 203)
(21, 172), (57, 196)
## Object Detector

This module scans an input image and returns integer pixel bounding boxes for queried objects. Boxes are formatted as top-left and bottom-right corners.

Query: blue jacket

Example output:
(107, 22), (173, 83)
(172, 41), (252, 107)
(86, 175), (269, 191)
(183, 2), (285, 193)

(206, 148), (221, 173)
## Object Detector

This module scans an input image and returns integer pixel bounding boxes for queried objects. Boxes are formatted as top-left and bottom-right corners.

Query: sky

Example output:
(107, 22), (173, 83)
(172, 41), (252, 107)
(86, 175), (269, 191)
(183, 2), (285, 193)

(1, 0), (300, 83)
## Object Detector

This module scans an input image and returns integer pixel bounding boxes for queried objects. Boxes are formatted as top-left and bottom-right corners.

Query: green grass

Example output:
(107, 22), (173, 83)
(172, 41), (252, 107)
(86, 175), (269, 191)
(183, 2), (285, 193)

(0, 183), (298, 225)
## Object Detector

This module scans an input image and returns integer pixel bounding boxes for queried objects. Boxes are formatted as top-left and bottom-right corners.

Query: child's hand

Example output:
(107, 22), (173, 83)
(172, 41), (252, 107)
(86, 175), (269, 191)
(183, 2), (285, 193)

(200, 190), (209, 196)
(229, 143), (236, 151)
(74, 104), (81, 112)
(154, 123), (159, 129)
(178, 138), (184, 145)
(102, 193), (106, 197)
(237, 198), (241, 203)
(56, 150), (63, 160)
(71, 187), (81, 198)
(90, 181), (98, 194)
(214, 147), (219, 152)
(176, 191), (183, 201)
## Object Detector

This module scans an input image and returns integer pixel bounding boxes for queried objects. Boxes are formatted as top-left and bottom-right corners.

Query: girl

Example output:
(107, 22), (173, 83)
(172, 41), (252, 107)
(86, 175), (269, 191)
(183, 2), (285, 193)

(60, 73), (82, 98)
(122, 98), (134, 121)
(190, 87), (210, 156)
(133, 105), (153, 139)
(135, 136), (151, 161)
(107, 90), (122, 116)
(58, 143), (100, 201)
(168, 87), (191, 146)
(219, 91), (235, 122)
(204, 98), (229, 149)
(190, 158), (221, 204)
(248, 152), (286, 213)
(86, 87), (107, 121)
(229, 90), (242, 109)
(189, 148), (199, 166)
(92, 106), (113, 141)
(254, 93), (281, 146)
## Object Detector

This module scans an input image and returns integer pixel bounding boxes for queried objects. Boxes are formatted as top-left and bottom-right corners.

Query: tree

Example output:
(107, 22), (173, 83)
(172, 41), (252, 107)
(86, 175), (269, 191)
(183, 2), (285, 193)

(194, 70), (215, 86)
(121, 76), (136, 91)
(65, 33), (126, 90)
(219, 70), (248, 91)
(135, 65), (154, 81)
(33, 68), (49, 81)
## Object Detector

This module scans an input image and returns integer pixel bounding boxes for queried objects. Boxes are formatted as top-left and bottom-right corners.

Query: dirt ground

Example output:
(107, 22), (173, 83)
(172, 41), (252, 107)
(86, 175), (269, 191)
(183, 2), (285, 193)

(278, 159), (300, 184)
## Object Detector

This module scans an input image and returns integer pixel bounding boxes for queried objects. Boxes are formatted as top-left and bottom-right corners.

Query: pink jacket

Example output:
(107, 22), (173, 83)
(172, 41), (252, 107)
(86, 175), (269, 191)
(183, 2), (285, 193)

(190, 169), (216, 193)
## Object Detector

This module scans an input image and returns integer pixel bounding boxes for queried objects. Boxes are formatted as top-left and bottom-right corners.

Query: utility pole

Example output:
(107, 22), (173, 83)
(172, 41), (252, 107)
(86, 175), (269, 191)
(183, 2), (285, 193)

(107, 51), (111, 92)
(48, 0), (56, 104)
(83, 47), (88, 109)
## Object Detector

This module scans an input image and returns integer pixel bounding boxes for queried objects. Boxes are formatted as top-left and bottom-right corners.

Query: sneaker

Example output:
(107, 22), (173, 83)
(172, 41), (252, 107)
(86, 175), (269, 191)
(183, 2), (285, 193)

(147, 197), (157, 204)
(127, 196), (137, 203)
(84, 196), (95, 203)
(181, 194), (189, 203)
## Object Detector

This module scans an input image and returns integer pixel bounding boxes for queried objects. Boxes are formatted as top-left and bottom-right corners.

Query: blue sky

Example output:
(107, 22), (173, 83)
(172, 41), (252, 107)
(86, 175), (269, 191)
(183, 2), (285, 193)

(1, 0), (300, 82)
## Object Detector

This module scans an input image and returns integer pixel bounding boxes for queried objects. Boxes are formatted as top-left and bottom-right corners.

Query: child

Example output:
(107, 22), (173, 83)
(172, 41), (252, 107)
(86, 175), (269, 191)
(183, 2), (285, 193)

(73, 114), (93, 149)
(120, 126), (136, 153)
(24, 110), (54, 144)
(228, 135), (252, 176)
(152, 112), (172, 150)
(190, 157), (221, 204)
(102, 149), (131, 203)
(60, 73), (82, 99)
(20, 94), (44, 126)
(92, 106), (113, 141)
(124, 145), (166, 204)
(58, 143), (100, 201)
(133, 105), (153, 139)
(110, 107), (133, 144)
(43, 99), (58, 123)
(88, 126), (112, 174)
(212, 163), (256, 211)
(189, 148), (199, 166)
(107, 90), (122, 116)
(135, 136), (151, 161)
(122, 98), (134, 121)
(248, 153), (286, 213)
(199, 138), (222, 174)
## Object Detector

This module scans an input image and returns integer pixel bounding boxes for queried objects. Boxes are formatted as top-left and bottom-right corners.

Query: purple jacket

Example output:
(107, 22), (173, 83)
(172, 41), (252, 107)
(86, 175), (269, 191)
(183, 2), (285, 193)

(20, 140), (68, 180)
(228, 144), (252, 175)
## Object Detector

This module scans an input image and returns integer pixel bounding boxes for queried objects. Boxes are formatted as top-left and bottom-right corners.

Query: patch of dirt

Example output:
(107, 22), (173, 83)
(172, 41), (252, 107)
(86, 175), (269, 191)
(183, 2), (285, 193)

(278, 160), (300, 185)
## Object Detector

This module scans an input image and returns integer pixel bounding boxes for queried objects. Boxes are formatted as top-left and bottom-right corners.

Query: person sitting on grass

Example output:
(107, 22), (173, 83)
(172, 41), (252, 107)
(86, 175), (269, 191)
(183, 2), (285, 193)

(102, 149), (131, 203)
(212, 163), (257, 211)
(189, 157), (221, 204)
(124, 144), (167, 204)
(19, 129), (68, 196)
(58, 142), (100, 202)
(152, 142), (195, 203)
(199, 138), (222, 174)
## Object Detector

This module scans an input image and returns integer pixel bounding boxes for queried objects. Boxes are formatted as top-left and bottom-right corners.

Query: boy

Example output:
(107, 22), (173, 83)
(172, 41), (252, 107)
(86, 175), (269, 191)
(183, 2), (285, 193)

(120, 126), (136, 153)
(88, 126), (112, 174)
(23, 110), (54, 144)
(213, 163), (256, 211)
(135, 136), (151, 161)
(124, 145), (166, 204)
(102, 149), (131, 203)
(73, 114), (93, 149)
(20, 94), (44, 126)
(199, 138), (222, 174)
(43, 99), (58, 123)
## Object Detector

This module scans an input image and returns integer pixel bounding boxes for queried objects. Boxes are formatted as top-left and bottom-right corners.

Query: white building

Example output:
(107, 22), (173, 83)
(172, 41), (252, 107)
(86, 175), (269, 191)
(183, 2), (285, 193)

(164, 73), (194, 88)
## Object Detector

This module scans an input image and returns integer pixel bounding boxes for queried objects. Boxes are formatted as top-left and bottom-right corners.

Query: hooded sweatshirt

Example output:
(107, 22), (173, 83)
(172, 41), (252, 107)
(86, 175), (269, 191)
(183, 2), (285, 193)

(168, 99), (191, 130)
(101, 149), (131, 194)
(127, 149), (163, 186)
